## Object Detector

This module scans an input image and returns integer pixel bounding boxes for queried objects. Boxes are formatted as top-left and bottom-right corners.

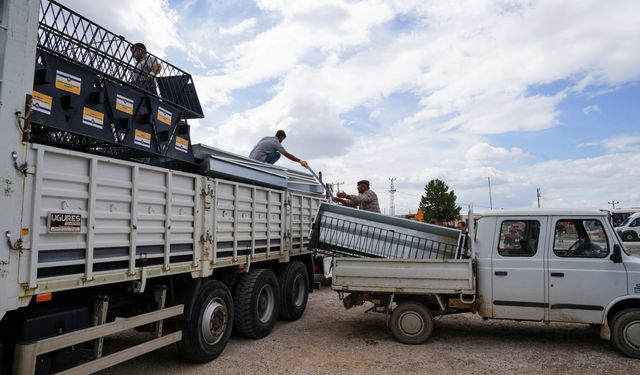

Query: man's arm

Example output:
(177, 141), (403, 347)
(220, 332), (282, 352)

(332, 196), (357, 207)
(280, 150), (300, 163)
(347, 191), (376, 207)
(281, 150), (308, 167)
(150, 62), (161, 76)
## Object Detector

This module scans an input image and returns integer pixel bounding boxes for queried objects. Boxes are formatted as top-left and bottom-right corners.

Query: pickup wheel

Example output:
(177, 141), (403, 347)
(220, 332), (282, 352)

(611, 308), (640, 359)
(234, 268), (280, 339)
(278, 261), (309, 321)
(390, 302), (434, 345)
(177, 280), (233, 363)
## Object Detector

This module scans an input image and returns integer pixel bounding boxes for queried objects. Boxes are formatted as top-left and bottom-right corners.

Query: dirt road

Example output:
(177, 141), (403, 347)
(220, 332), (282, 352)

(99, 287), (638, 374)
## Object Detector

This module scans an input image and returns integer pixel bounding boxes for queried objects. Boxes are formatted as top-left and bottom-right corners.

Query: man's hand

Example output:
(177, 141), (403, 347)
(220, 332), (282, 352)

(299, 159), (309, 168)
(336, 192), (347, 198)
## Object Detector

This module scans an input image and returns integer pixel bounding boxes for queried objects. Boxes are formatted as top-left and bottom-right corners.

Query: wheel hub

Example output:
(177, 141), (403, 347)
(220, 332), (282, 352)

(624, 321), (640, 348)
(257, 284), (275, 323)
(201, 298), (228, 345)
(399, 311), (424, 336)
(292, 274), (305, 307)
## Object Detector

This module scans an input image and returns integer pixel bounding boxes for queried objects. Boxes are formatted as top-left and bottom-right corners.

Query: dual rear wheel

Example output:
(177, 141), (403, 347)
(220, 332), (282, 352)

(178, 261), (309, 362)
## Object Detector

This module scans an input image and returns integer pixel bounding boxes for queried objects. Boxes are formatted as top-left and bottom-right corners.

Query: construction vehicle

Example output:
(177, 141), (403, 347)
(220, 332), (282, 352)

(310, 203), (640, 358)
(0, 1), (326, 373)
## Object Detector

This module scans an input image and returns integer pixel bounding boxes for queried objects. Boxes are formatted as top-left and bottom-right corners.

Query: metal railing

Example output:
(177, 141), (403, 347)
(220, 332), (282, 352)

(37, 0), (203, 118)
(312, 215), (463, 260)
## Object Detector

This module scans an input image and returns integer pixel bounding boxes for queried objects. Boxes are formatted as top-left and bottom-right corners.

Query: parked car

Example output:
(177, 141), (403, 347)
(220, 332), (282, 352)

(616, 212), (640, 242)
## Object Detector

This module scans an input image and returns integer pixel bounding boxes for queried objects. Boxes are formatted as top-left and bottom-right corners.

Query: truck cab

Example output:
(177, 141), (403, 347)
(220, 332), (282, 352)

(476, 210), (640, 356)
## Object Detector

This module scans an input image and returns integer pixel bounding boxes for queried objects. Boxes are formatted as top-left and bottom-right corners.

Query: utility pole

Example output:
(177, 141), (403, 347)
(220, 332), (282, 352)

(536, 187), (541, 208)
(329, 181), (344, 193)
(389, 177), (397, 216)
(488, 177), (493, 210)
(608, 200), (620, 210)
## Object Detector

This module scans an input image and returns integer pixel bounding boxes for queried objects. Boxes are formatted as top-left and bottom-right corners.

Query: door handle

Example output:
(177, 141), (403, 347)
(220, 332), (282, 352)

(494, 271), (508, 276)
(550, 272), (564, 277)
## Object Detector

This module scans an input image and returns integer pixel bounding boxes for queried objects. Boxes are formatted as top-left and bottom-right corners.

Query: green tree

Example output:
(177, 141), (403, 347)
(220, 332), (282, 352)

(419, 179), (461, 223)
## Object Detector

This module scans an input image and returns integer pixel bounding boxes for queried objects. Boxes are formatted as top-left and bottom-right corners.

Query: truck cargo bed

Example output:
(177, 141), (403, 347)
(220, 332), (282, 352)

(332, 257), (475, 295)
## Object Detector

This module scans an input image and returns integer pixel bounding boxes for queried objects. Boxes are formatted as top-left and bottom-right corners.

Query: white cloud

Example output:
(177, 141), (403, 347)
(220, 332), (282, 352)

(583, 104), (601, 114)
(59, 0), (182, 58)
(593, 135), (640, 153)
(219, 19), (257, 37)
(465, 143), (533, 166)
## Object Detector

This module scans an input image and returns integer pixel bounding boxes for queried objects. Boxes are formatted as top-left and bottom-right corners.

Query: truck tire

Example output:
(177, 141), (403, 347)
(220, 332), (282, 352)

(611, 308), (640, 358)
(278, 261), (309, 321)
(234, 268), (280, 339)
(390, 302), (434, 345)
(177, 280), (233, 363)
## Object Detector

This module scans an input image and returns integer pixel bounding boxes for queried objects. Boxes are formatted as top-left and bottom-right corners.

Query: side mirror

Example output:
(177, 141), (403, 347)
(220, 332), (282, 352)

(610, 244), (623, 263)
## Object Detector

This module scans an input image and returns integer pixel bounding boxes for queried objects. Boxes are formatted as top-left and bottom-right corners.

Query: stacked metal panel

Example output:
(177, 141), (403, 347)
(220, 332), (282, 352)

(310, 203), (464, 260)
(193, 144), (325, 195)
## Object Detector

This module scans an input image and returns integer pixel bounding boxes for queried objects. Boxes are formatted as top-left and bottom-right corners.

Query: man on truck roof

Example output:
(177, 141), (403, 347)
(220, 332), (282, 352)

(249, 130), (308, 168)
(333, 180), (381, 213)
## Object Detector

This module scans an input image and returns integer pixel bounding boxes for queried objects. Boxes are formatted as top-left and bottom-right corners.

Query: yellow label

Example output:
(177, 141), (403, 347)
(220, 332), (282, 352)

(32, 91), (53, 115)
(134, 129), (151, 148)
(157, 106), (172, 126)
(55, 70), (81, 95)
(175, 136), (189, 153)
(82, 107), (104, 129)
(115, 94), (134, 115)
(21, 228), (30, 236)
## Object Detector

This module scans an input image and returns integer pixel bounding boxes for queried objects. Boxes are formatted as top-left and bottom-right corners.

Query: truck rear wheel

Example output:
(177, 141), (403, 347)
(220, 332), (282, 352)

(278, 261), (309, 321)
(234, 268), (280, 339)
(177, 280), (233, 363)
(611, 308), (640, 358)
(390, 302), (434, 345)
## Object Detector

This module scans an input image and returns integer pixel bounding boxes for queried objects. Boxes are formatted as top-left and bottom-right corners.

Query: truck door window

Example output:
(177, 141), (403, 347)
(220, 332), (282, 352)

(553, 219), (609, 258)
(498, 220), (540, 257)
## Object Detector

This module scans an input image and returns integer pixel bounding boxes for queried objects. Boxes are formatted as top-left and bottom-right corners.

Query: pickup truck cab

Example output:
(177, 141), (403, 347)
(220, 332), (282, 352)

(616, 212), (640, 242)
(323, 207), (640, 359)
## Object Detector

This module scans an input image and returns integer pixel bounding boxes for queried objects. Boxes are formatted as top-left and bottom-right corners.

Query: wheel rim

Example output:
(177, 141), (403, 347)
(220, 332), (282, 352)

(292, 274), (305, 307)
(398, 311), (424, 336)
(257, 284), (275, 323)
(201, 297), (228, 345)
(623, 321), (640, 349)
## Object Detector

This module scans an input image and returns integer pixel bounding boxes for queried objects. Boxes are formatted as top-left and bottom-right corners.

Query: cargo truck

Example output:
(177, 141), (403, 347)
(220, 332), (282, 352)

(310, 203), (640, 359)
(0, 1), (326, 373)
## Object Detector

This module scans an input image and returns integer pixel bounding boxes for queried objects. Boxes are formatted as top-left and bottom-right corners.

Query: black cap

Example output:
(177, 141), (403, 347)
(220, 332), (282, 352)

(357, 180), (370, 187)
(130, 42), (146, 52)
(275, 130), (286, 138)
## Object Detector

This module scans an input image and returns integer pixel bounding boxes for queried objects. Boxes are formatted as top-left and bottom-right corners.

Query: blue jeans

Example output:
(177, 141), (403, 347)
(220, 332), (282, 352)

(263, 152), (280, 164)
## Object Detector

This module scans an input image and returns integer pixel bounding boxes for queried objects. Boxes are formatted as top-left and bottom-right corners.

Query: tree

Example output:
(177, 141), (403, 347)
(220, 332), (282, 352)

(419, 179), (461, 223)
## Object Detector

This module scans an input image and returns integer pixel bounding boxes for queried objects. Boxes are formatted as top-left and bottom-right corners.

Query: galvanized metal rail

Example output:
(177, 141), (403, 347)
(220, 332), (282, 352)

(13, 293), (183, 374)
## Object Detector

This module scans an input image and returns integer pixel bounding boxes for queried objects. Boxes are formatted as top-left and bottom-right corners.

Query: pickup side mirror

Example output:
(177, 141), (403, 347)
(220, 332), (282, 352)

(610, 244), (623, 263)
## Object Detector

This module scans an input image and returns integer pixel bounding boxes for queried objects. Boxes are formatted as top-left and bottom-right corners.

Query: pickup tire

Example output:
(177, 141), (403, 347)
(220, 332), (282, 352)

(234, 269), (280, 339)
(177, 280), (233, 363)
(390, 302), (434, 345)
(278, 261), (309, 321)
(611, 308), (640, 359)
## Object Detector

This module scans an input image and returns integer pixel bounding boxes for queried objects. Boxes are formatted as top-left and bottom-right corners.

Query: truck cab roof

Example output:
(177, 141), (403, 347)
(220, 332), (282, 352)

(480, 209), (607, 217)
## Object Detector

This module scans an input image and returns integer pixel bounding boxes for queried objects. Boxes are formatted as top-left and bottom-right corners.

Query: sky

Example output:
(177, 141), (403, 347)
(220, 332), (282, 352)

(60, 0), (640, 215)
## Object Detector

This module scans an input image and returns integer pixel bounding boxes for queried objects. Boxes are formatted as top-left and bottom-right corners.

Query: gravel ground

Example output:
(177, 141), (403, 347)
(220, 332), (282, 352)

(98, 286), (639, 375)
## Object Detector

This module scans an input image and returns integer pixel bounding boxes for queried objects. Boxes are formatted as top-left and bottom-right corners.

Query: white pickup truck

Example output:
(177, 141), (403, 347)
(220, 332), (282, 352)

(311, 204), (640, 359)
